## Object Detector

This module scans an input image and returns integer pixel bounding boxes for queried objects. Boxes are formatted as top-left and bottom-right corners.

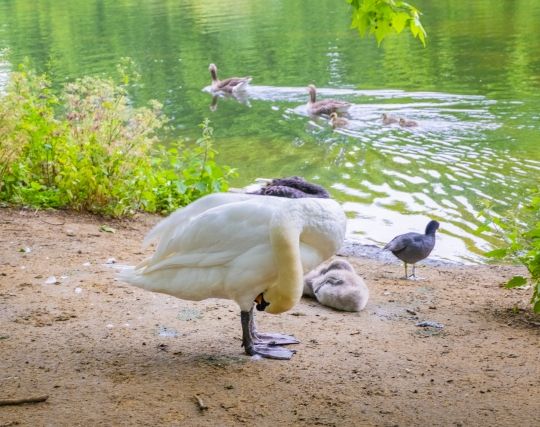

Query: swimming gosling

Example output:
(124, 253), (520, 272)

(330, 112), (348, 129)
(382, 113), (399, 125)
(383, 220), (440, 279)
(399, 118), (418, 127)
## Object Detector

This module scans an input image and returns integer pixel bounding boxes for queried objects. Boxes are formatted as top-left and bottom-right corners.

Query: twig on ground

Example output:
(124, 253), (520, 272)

(194, 395), (208, 411)
(38, 218), (65, 226)
(0, 395), (49, 406)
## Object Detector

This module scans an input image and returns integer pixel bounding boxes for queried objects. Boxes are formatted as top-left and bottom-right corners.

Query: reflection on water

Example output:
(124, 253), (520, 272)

(202, 84), (532, 263)
(1, 0), (540, 263)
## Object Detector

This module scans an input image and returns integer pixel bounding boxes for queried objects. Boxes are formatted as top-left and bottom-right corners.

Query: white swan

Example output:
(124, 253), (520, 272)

(119, 192), (346, 360)
(304, 259), (369, 312)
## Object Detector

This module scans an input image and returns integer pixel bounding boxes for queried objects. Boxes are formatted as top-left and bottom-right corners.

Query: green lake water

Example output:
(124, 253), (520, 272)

(1, 0), (539, 263)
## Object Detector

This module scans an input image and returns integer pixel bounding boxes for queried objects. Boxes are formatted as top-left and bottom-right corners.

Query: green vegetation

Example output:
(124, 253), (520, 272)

(347, 0), (426, 46)
(481, 191), (540, 313)
(0, 62), (236, 217)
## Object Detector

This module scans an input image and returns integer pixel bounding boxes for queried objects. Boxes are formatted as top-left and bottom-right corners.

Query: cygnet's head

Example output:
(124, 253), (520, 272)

(312, 269), (369, 312)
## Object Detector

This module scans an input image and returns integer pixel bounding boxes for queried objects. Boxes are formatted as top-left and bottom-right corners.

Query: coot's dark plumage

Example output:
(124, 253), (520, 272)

(251, 176), (330, 199)
(383, 220), (440, 279)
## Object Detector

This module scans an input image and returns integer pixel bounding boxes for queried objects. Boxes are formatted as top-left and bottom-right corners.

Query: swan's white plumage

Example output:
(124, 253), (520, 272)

(120, 192), (346, 314)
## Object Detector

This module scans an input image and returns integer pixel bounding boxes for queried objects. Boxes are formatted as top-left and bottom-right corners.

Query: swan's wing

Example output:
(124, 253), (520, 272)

(142, 193), (254, 255)
(142, 197), (280, 274)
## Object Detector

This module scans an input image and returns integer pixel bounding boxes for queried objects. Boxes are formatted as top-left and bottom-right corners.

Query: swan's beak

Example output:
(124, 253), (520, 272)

(255, 293), (270, 311)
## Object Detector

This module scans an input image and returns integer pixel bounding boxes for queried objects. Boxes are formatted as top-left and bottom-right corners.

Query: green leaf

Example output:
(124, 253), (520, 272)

(484, 248), (508, 259)
(392, 12), (410, 33)
(533, 298), (540, 314)
(99, 225), (116, 233)
(505, 276), (528, 289)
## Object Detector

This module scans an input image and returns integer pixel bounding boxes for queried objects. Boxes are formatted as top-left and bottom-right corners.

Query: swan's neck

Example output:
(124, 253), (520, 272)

(264, 199), (345, 314)
(264, 215), (304, 314)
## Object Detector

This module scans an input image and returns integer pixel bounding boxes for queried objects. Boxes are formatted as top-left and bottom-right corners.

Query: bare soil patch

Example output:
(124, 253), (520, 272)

(1, 207), (538, 426)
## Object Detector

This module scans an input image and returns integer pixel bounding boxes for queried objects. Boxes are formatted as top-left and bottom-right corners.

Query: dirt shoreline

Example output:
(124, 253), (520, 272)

(1, 207), (539, 426)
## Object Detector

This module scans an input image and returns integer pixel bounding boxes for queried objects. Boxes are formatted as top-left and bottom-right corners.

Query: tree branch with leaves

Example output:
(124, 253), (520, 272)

(347, 0), (427, 46)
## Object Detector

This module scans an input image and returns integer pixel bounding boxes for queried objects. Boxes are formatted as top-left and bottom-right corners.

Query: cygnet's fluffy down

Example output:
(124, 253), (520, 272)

(304, 259), (369, 312)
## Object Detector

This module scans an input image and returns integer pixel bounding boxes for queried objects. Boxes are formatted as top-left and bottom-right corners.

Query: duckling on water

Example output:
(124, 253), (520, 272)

(382, 113), (399, 125)
(208, 63), (252, 94)
(399, 118), (418, 127)
(383, 220), (440, 280)
(307, 84), (351, 116)
(330, 112), (349, 129)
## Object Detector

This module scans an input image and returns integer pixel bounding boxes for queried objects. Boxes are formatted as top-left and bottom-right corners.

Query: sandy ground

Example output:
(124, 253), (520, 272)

(1, 207), (539, 427)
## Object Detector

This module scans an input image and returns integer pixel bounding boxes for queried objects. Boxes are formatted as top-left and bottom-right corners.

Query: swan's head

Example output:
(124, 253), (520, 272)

(255, 285), (301, 314)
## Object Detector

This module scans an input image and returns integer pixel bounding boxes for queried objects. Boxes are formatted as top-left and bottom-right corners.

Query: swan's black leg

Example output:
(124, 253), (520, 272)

(240, 310), (296, 360)
(248, 306), (299, 346)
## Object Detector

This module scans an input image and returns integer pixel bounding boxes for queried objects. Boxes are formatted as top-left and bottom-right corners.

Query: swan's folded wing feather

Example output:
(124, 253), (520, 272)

(142, 192), (254, 248)
(141, 198), (277, 274)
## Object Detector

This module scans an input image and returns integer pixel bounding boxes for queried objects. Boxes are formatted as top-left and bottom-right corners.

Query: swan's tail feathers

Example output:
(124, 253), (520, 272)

(142, 219), (170, 249)
(116, 265), (148, 289)
(142, 206), (189, 248)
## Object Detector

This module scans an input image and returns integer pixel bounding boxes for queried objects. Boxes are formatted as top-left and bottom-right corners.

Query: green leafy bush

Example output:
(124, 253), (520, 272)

(481, 190), (540, 313)
(0, 63), (236, 216)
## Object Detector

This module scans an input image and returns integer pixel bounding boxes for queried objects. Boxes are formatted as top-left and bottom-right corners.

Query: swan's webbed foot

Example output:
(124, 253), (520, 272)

(245, 342), (296, 360)
(240, 309), (298, 360)
(253, 332), (299, 346)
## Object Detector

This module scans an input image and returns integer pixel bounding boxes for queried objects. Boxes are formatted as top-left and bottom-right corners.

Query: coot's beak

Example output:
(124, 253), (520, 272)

(254, 293), (270, 311)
